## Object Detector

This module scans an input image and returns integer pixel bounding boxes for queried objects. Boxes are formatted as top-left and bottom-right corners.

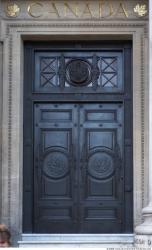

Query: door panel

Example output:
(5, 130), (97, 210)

(23, 42), (133, 233)
(79, 104), (123, 232)
(34, 104), (77, 233)
(34, 103), (124, 233)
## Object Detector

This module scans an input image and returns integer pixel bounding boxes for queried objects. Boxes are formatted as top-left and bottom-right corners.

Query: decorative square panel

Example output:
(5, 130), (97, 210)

(40, 57), (58, 87)
(101, 57), (118, 88)
(34, 52), (123, 93)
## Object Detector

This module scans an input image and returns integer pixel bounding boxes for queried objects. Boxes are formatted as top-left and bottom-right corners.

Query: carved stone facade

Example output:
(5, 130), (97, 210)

(0, 41), (2, 225)
(0, 0), (149, 247)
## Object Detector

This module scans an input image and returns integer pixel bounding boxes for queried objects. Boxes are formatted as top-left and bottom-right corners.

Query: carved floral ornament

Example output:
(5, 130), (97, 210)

(4, 1), (148, 19)
(134, 4), (147, 17)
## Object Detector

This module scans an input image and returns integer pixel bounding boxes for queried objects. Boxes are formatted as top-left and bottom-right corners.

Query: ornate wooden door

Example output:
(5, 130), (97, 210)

(79, 103), (123, 233)
(23, 42), (133, 233)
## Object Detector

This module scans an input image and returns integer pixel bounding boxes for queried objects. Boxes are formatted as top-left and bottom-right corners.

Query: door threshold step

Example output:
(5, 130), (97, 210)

(18, 234), (134, 247)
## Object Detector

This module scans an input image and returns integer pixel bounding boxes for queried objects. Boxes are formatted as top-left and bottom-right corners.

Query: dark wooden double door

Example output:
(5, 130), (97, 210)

(23, 42), (133, 233)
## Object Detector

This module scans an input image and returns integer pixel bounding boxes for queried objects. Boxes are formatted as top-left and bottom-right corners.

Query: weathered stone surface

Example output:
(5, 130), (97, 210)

(0, 41), (2, 223)
(0, 0), (149, 20)
(0, 0), (149, 247)
(135, 1), (152, 245)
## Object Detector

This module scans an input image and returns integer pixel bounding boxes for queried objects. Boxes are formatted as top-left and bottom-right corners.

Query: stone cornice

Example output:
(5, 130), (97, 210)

(0, 19), (147, 40)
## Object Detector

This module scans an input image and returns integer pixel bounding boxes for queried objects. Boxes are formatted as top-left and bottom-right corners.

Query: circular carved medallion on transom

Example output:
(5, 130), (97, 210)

(88, 152), (114, 180)
(43, 151), (69, 179)
(66, 59), (92, 86)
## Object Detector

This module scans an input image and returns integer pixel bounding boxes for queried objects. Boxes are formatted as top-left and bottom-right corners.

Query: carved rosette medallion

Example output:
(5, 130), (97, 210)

(43, 152), (69, 179)
(88, 152), (114, 179)
(66, 59), (92, 86)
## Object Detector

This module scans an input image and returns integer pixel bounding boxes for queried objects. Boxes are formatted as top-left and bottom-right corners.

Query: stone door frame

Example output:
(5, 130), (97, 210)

(0, 20), (148, 241)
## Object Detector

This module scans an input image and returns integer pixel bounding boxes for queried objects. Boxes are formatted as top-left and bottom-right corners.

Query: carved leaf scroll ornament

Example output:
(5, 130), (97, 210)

(88, 150), (114, 180)
(88, 143), (122, 180)
(134, 4), (147, 17)
(43, 151), (69, 179)
(6, 3), (20, 17)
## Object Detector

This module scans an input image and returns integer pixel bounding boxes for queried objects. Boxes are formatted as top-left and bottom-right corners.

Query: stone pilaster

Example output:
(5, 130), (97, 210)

(135, 2), (152, 247)
(0, 41), (2, 222)
(0, 0), (2, 222)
